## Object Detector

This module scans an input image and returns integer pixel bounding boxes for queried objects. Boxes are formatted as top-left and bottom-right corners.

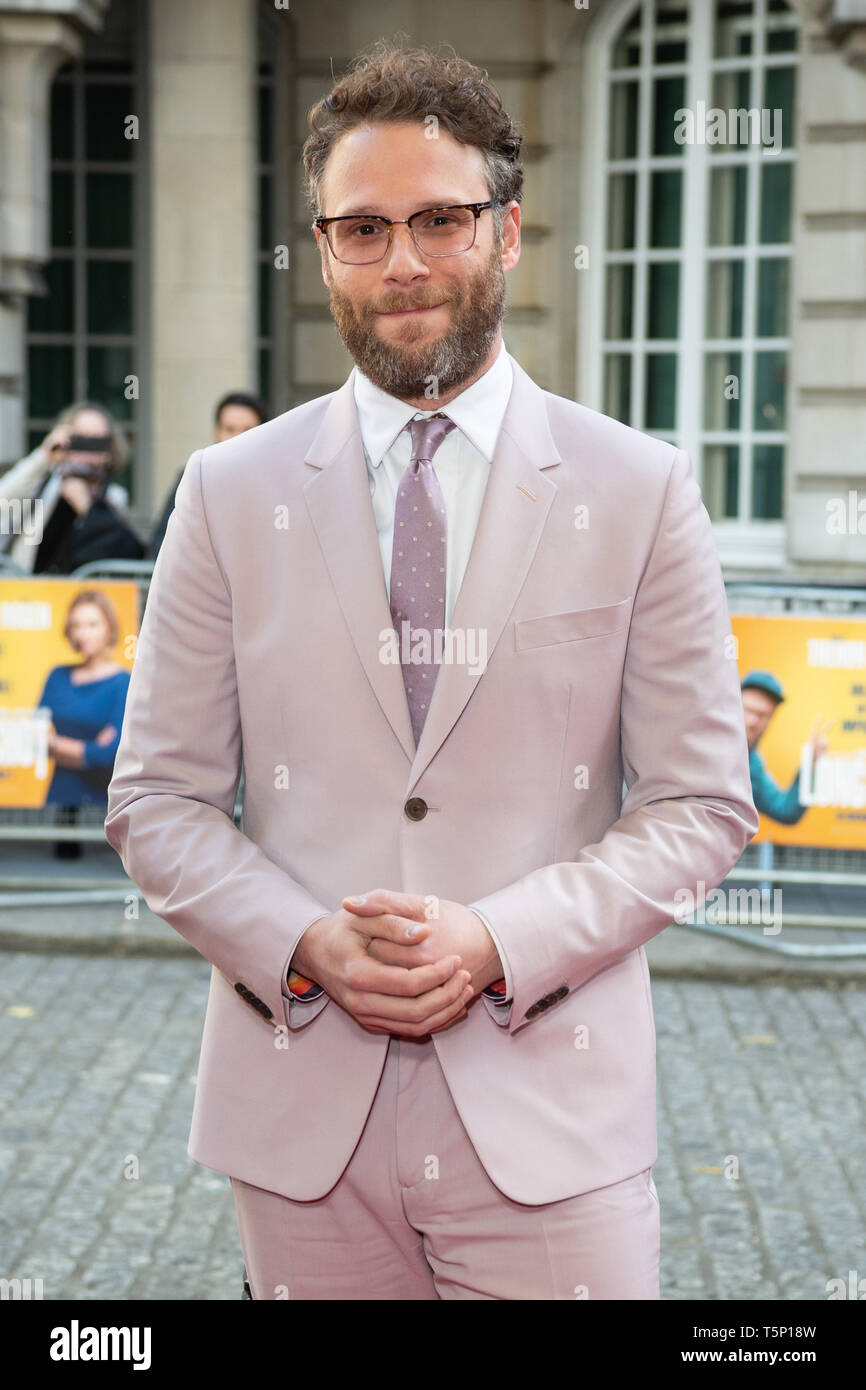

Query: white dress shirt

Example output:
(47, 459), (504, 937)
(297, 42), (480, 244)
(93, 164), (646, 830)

(352, 336), (515, 1016)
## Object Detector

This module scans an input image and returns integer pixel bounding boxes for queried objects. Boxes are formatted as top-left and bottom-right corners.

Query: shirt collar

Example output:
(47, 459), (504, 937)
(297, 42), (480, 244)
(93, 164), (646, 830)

(353, 336), (513, 467)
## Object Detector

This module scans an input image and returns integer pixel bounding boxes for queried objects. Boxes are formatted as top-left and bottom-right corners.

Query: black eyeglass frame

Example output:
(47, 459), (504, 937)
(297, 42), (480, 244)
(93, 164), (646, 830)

(312, 200), (508, 263)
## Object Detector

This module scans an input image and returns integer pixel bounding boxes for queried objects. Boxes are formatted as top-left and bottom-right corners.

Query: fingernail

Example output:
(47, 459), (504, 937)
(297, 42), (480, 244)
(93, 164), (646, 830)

(345, 895), (366, 904)
(406, 924), (420, 937)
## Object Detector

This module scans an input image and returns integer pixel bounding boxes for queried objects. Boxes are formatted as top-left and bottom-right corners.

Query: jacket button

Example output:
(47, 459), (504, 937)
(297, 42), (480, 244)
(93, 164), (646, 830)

(404, 797), (428, 821)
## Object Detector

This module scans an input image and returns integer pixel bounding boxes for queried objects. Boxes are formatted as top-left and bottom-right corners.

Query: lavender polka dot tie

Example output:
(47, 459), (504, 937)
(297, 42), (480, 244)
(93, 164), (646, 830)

(389, 413), (456, 745)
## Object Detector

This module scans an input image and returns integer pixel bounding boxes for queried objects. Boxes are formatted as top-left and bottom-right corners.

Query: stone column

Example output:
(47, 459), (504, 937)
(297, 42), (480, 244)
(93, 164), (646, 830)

(787, 0), (866, 573)
(149, 0), (256, 503)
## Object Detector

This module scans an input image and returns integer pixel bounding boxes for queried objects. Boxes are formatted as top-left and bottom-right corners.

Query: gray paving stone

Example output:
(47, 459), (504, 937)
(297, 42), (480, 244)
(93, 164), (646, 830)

(2, 949), (866, 1299)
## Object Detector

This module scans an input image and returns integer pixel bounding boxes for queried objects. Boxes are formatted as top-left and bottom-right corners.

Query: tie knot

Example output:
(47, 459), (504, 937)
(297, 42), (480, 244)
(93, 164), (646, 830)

(407, 413), (456, 465)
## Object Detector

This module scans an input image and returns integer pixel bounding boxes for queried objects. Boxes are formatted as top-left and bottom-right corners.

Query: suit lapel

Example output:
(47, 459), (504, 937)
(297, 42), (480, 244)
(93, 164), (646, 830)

(302, 354), (562, 780)
(303, 372), (417, 763)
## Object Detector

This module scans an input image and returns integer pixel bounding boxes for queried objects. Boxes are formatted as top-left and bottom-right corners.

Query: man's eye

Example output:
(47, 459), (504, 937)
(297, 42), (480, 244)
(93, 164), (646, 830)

(348, 221), (385, 237)
(419, 213), (457, 228)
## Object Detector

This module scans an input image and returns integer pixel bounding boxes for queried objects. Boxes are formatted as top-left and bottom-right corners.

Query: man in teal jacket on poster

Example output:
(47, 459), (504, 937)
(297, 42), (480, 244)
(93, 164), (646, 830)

(741, 670), (830, 826)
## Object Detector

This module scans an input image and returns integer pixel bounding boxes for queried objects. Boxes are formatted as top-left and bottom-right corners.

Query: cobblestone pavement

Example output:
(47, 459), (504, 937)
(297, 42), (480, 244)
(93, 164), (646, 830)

(1, 947), (864, 1301)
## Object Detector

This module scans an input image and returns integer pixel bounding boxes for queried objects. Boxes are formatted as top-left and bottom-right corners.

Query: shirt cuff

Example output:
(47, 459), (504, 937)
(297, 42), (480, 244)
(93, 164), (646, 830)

(286, 974), (325, 1003)
(468, 906), (513, 1004)
(284, 914), (330, 1002)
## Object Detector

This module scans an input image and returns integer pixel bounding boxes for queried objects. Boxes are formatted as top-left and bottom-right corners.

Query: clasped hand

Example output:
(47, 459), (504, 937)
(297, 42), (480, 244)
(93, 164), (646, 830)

(290, 889), (501, 1038)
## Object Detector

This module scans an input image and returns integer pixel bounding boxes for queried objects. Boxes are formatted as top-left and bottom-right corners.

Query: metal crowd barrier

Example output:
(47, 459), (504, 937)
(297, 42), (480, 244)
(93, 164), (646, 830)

(684, 582), (866, 956)
(0, 557), (244, 902)
(0, 574), (863, 952)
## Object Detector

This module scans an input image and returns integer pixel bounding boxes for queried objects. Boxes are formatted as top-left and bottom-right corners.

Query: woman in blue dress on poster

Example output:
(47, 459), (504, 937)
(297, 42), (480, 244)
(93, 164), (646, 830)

(37, 589), (131, 808)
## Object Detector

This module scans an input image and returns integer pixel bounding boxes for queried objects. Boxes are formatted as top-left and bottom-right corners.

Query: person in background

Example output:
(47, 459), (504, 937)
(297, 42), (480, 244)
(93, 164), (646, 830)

(37, 589), (131, 857)
(741, 669), (831, 825)
(0, 402), (144, 574)
(148, 391), (270, 560)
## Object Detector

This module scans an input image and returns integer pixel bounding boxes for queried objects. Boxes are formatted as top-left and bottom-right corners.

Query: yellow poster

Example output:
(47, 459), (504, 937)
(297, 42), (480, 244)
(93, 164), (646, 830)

(732, 613), (866, 849)
(0, 577), (139, 808)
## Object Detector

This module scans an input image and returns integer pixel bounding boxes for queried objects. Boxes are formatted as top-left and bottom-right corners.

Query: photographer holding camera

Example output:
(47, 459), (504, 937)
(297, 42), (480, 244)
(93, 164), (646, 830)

(0, 401), (144, 574)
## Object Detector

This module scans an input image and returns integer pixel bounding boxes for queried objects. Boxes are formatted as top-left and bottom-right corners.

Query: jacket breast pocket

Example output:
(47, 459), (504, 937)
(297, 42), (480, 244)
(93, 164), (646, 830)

(514, 597), (632, 652)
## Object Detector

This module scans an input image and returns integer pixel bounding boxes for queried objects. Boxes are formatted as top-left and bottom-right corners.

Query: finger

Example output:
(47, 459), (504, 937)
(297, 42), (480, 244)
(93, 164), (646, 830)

(342, 889), (431, 921)
(348, 965), (470, 1022)
(426, 998), (476, 1034)
(366, 938), (433, 970)
(350, 969), (472, 1026)
(346, 909), (431, 946)
(401, 985), (474, 1035)
(348, 953), (464, 1001)
(357, 1008), (468, 1037)
(358, 987), (474, 1037)
(399, 957), (467, 998)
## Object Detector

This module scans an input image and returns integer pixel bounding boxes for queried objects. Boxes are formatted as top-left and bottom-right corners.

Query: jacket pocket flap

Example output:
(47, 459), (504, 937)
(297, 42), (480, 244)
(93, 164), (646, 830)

(515, 597), (632, 651)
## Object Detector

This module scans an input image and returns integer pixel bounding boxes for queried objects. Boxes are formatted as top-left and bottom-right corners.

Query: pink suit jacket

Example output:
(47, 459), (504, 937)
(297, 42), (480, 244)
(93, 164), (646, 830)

(104, 352), (759, 1205)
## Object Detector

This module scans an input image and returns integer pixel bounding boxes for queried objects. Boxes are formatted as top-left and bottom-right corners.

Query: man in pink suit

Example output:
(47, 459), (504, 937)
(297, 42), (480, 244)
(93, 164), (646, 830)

(104, 40), (758, 1300)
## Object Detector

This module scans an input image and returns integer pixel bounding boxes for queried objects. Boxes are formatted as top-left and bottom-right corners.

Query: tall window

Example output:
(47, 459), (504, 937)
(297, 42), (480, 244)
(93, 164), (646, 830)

(26, 0), (145, 500)
(585, 0), (799, 563)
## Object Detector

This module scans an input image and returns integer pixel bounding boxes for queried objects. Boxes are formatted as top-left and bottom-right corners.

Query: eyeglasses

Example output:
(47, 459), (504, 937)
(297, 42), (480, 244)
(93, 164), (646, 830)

(313, 201), (505, 265)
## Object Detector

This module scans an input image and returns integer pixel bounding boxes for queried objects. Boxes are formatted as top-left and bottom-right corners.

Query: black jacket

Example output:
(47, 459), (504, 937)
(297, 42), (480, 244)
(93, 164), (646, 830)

(33, 494), (145, 574)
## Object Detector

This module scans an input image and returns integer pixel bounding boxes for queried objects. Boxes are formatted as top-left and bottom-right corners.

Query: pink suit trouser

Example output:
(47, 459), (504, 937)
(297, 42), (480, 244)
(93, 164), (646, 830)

(230, 1032), (660, 1300)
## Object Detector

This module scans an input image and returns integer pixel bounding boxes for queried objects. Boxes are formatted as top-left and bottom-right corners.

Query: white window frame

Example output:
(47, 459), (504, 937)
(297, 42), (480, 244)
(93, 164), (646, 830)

(26, 0), (148, 512)
(579, 0), (799, 569)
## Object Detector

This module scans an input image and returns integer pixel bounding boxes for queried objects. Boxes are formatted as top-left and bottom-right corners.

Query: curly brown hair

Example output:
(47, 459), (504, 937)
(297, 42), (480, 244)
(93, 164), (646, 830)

(302, 37), (524, 240)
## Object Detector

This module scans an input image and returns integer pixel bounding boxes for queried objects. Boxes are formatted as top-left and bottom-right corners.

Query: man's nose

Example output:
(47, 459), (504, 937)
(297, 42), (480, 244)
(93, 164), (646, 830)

(381, 222), (429, 272)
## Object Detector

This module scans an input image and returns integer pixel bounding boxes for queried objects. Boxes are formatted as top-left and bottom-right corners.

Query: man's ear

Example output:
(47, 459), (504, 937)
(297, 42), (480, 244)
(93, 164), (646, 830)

(501, 200), (521, 270)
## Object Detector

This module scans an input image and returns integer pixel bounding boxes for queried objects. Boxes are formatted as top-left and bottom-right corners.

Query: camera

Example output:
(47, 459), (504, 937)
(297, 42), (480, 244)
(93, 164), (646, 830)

(56, 433), (113, 485)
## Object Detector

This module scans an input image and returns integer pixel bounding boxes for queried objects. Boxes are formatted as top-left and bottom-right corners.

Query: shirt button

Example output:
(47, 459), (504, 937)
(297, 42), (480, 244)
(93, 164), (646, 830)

(404, 797), (428, 821)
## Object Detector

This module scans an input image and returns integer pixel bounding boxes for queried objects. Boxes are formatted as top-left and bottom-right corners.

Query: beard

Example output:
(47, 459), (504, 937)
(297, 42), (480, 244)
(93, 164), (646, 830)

(322, 238), (506, 400)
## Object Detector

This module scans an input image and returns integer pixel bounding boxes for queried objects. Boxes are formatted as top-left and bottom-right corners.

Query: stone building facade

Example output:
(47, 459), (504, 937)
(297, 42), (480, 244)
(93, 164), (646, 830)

(0, 0), (863, 581)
